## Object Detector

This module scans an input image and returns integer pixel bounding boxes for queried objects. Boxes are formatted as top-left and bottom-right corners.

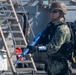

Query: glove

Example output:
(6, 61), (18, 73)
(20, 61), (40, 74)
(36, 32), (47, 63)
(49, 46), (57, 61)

(27, 45), (38, 53)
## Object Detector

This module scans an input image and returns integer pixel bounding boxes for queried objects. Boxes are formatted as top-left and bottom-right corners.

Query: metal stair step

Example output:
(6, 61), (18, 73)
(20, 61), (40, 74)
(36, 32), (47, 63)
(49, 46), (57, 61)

(3, 30), (21, 33)
(0, 4), (11, 6)
(7, 45), (26, 48)
(16, 68), (35, 72)
(6, 38), (24, 41)
(1, 22), (11, 26)
(1, 24), (18, 27)
(11, 53), (31, 57)
(0, 10), (13, 13)
(15, 60), (32, 64)
(0, 19), (7, 24)
(2, 17), (16, 20)
(5, 70), (47, 75)
(15, 45), (26, 48)
(14, 38), (24, 41)
(15, 38), (24, 40)
(7, 67), (35, 72)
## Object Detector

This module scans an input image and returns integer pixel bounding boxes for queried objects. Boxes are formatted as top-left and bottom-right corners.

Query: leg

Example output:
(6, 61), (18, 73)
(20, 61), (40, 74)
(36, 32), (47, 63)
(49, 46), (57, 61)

(47, 69), (52, 75)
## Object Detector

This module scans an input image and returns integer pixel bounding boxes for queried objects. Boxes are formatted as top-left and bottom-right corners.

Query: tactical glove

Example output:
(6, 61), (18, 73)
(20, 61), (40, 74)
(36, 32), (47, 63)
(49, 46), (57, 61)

(27, 45), (47, 53)
(27, 45), (38, 53)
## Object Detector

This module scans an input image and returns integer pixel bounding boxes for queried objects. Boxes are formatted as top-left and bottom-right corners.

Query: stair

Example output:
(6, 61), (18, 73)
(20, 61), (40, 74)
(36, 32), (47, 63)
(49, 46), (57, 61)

(0, 0), (37, 75)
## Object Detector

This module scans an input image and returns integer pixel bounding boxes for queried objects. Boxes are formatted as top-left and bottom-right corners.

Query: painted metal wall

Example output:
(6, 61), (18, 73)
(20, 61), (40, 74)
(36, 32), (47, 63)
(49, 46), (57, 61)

(14, 0), (76, 42)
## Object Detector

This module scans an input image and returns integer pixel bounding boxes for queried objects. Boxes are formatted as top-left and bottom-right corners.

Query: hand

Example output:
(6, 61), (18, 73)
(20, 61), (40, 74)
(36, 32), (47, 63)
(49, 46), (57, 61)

(27, 45), (38, 53)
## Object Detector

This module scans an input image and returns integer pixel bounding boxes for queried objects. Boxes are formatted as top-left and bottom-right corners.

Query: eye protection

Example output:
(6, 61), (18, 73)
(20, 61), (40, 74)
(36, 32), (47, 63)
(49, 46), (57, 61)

(50, 10), (59, 13)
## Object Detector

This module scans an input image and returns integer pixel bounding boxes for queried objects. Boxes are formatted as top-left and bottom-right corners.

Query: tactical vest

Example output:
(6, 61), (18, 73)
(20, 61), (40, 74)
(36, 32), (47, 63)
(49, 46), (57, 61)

(38, 22), (64, 45)
(38, 22), (71, 57)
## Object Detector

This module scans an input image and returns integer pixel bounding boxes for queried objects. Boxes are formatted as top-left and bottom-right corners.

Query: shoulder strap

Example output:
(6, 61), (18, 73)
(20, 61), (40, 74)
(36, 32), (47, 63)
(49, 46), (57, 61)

(55, 22), (67, 28)
(66, 22), (75, 45)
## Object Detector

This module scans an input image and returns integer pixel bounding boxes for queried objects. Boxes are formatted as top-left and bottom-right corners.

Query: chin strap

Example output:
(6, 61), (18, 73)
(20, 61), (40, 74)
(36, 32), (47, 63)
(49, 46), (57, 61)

(50, 16), (61, 24)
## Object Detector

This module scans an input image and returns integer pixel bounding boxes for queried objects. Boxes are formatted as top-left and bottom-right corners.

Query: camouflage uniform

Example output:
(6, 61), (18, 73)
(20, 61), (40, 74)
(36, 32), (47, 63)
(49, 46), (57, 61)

(36, 21), (71, 75)
(46, 22), (71, 75)
(47, 22), (71, 55)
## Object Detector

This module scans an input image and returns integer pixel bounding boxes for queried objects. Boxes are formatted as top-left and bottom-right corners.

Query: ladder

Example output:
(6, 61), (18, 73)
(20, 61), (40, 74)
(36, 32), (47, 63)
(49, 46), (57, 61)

(0, 0), (37, 75)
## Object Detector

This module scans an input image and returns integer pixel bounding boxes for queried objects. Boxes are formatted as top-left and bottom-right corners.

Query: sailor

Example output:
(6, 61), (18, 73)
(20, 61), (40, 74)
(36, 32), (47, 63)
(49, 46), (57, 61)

(28, 1), (72, 75)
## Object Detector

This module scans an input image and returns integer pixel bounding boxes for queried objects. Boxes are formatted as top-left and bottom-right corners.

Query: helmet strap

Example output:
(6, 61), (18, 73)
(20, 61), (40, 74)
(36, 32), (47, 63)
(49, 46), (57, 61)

(51, 11), (65, 23)
(50, 16), (60, 23)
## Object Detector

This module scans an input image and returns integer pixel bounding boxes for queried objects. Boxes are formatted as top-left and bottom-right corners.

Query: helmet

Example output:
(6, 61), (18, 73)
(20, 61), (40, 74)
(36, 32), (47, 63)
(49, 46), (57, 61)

(50, 1), (67, 14)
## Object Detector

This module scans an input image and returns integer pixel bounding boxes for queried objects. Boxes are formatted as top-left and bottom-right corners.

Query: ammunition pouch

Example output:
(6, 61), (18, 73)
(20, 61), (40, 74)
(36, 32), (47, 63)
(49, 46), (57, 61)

(48, 42), (73, 62)
(48, 56), (69, 75)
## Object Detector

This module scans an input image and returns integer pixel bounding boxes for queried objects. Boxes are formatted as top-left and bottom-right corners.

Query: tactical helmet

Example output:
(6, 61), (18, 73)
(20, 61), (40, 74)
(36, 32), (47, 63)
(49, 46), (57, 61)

(50, 1), (67, 14)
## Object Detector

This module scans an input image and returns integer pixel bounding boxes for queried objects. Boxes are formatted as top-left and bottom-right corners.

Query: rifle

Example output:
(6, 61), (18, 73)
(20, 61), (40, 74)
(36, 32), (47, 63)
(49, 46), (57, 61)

(14, 23), (51, 66)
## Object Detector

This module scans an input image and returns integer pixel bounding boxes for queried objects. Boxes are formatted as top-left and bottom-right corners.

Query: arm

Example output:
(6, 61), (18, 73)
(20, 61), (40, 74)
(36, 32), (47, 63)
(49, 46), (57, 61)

(14, 23), (51, 65)
(47, 25), (70, 55)
(28, 25), (70, 53)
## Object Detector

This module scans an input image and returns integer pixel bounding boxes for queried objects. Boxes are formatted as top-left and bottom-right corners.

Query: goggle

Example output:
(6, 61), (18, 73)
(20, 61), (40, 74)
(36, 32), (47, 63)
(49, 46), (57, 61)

(50, 10), (59, 13)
